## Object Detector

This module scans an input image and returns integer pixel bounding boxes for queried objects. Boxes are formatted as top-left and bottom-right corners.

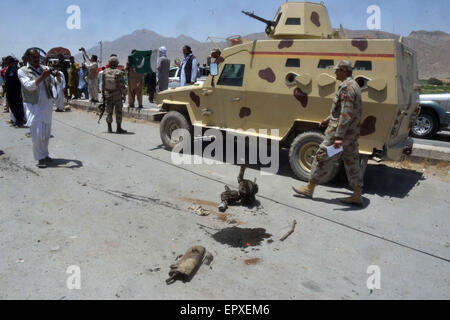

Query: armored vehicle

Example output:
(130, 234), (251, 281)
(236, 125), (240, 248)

(156, 1), (419, 183)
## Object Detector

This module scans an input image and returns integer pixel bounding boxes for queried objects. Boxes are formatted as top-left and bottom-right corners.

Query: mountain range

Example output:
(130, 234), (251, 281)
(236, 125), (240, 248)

(76, 29), (450, 80)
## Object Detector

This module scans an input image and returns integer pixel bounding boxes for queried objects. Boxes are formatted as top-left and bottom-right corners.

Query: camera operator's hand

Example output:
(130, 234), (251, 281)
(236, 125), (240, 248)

(41, 69), (52, 79)
(36, 69), (52, 86)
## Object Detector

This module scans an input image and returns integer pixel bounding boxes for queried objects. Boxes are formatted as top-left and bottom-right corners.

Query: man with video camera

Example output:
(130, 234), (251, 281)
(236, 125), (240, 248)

(18, 48), (57, 168)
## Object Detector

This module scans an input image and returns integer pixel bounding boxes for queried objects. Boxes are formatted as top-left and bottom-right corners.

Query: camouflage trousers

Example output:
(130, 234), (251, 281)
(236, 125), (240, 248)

(105, 94), (123, 124)
(310, 126), (363, 188)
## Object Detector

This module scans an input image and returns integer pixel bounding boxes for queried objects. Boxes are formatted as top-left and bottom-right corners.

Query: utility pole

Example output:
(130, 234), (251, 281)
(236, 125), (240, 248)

(99, 41), (103, 66)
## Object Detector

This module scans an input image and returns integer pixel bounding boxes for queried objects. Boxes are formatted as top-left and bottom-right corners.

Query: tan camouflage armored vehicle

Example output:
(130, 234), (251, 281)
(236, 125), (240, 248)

(156, 1), (419, 183)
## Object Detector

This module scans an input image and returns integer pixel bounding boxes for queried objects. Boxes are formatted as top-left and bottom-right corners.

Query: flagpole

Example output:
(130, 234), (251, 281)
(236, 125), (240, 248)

(99, 41), (103, 67)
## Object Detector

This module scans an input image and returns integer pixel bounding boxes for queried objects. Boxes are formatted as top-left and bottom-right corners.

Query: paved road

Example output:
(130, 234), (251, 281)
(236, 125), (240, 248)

(413, 130), (450, 148)
(0, 110), (449, 299)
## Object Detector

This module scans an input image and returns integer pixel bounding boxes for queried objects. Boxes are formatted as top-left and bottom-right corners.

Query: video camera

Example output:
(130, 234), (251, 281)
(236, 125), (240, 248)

(48, 67), (59, 76)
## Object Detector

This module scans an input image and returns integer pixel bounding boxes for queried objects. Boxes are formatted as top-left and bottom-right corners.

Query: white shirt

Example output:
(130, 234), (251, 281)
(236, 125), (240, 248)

(180, 54), (198, 87)
(56, 71), (66, 93)
(18, 64), (54, 125)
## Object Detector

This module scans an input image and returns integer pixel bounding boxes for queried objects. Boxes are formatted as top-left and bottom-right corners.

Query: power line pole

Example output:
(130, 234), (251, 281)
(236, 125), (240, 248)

(99, 41), (103, 66)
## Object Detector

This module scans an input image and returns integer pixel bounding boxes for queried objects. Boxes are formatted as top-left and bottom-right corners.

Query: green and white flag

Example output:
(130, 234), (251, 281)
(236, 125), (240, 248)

(128, 50), (152, 74)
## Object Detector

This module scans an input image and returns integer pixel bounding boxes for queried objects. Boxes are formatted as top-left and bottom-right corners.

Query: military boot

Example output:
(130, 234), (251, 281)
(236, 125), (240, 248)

(292, 181), (316, 199)
(116, 123), (127, 134)
(107, 123), (113, 133)
(338, 187), (364, 206)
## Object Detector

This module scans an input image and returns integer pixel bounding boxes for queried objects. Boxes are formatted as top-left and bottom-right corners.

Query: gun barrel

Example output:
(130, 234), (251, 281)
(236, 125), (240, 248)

(241, 10), (275, 27)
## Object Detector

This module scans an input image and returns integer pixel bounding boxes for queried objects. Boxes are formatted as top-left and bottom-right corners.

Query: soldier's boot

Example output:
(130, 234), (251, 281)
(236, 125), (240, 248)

(338, 187), (363, 206)
(292, 181), (317, 199)
(116, 123), (127, 134)
(107, 123), (113, 133)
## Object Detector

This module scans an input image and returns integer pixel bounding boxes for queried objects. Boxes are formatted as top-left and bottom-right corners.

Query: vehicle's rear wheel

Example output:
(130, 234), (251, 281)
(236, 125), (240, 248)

(160, 111), (192, 151)
(289, 131), (341, 184)
(411, 110), (438, 139)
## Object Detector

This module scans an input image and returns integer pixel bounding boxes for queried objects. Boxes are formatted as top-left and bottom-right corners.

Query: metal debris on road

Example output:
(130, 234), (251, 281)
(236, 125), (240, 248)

(188, 204), (211, 216)
(280, 220), (297, 242)
(203, 251), (214, 266)
(148, 265), (161, 272)
(166, 246), (206, 285)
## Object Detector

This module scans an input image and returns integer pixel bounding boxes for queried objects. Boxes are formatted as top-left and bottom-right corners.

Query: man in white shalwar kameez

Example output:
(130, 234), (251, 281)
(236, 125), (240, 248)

(54, 68), (66, 112)
(18, 49), (56, 168)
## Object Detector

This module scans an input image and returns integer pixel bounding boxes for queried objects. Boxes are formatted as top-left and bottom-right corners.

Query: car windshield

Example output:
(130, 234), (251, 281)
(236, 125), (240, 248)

(169, 68), (178, 77)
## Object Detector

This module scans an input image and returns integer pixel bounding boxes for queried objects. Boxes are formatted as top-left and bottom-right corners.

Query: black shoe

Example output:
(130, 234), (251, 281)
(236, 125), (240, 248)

(37, 160), (47, 169)
(116, 124), (127, 134)
(43, 156), (53, 163)
(107, 123), (113, 133)
(138, 105), (143, 109)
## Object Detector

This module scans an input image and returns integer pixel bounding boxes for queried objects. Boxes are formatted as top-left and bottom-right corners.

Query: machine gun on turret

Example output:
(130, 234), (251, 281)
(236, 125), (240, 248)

(241, 10), (277, 35)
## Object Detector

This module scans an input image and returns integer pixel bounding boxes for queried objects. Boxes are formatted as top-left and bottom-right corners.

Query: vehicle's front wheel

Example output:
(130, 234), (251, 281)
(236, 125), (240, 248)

(160, 111), (193, 151)
(289, 131), (341, 184)
(411, 110), (438, 139)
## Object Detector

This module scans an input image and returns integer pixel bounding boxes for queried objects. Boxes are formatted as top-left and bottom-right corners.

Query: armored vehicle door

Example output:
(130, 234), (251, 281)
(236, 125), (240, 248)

(214, 62), (248, 129)
(204, 49), (252, 132)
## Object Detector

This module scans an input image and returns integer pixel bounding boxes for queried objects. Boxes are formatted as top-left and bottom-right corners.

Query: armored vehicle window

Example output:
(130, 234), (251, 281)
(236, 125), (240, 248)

(286, 59), (301, 68)
(217, 64), (245, 87)
(354, 61), (372, 71)
(285, 18), (301, 25)
(318, 60), (334, 69)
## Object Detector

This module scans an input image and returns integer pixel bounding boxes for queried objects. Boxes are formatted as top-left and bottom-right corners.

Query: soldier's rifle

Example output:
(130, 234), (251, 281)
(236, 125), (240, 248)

(97, 103), (105, 124)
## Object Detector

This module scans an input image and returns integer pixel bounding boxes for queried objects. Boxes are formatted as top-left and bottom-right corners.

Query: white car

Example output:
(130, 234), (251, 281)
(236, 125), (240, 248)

(168, 66), (210, 89)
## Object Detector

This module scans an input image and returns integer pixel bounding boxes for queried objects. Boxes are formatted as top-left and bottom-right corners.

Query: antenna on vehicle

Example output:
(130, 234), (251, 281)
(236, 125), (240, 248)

(206, 36), (221, 49)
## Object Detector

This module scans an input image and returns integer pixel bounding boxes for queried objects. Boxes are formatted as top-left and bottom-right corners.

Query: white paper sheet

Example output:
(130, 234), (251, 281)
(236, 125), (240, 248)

(327, 145), (343, 157)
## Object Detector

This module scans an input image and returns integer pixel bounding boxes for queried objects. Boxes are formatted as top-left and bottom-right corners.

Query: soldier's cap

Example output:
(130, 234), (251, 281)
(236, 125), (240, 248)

(333, 60), (353, 71)
(108, 56), (119, 67)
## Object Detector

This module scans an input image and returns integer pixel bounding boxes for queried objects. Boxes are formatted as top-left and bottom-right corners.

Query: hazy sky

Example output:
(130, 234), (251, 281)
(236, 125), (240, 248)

(0, 0), (449, 58)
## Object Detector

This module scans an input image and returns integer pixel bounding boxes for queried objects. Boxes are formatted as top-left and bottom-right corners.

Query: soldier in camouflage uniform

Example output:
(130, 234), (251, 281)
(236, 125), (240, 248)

(293, 60), (364, 206)
(102, 56), (127, 134)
